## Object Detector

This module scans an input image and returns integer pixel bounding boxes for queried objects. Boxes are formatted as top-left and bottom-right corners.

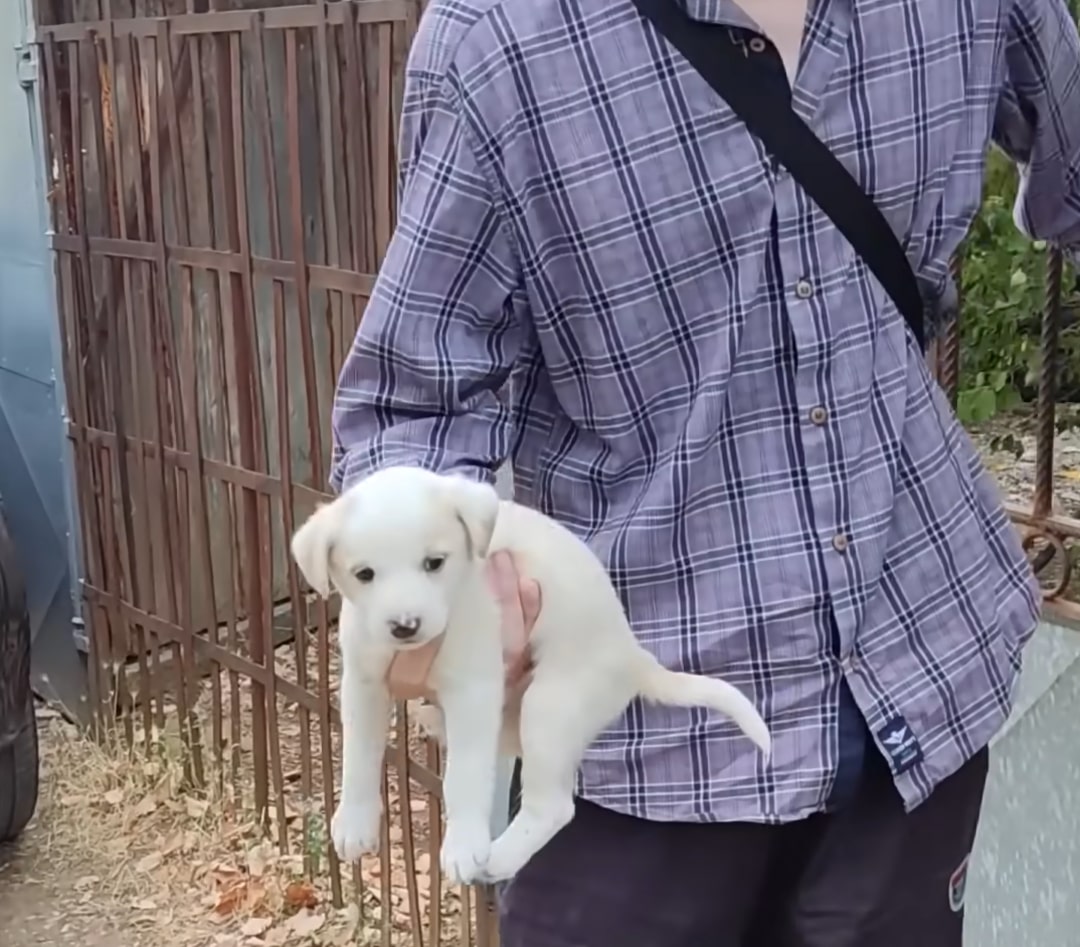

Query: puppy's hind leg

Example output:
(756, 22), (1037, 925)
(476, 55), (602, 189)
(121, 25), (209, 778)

(481, 672), (623, 882)
(438, 680), (502, 885)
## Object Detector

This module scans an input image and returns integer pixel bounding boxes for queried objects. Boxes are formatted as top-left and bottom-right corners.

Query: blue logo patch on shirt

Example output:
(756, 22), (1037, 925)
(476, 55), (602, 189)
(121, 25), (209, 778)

(876, 716), (923, 773)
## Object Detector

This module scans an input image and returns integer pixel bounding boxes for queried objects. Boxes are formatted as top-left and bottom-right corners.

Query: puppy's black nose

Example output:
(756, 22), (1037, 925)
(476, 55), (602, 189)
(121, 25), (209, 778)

(389, 619), (421, 641)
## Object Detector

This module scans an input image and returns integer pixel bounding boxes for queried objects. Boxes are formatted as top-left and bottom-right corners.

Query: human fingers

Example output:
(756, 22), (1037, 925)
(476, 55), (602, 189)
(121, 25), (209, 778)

(487, 550), (532, 685)
(518, 575), (541, 633)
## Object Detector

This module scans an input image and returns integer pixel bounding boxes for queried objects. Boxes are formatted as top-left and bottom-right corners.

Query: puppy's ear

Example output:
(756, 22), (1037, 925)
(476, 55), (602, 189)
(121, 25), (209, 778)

(444, 475), (500, 559)
(290, 501), (341, 597)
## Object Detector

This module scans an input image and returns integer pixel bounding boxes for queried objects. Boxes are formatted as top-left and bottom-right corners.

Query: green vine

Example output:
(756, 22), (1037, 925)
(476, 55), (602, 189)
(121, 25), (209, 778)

(956, 153), (1079, 426)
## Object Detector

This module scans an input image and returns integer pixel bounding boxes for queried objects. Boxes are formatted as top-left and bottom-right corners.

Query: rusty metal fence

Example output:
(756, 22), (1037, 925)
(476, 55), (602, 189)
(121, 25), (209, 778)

(32, 0), (502, 944)
(995, 249), (1080, 628)
(28, 0), (1077, 944)
(928, 248), (1079, 629)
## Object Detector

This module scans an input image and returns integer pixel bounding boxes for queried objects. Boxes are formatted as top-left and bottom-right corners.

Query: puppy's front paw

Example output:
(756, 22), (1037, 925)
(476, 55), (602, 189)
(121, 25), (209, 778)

(331, 800), (382, 863)
(440, 820), (491, 886)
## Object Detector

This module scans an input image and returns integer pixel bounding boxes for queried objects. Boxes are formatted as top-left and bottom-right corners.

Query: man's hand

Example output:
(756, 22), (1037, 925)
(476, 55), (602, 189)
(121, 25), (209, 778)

(386, 550), (541, 705)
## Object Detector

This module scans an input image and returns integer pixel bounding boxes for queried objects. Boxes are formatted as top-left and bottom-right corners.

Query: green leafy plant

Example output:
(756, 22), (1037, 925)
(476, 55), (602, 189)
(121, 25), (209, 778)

(956, 147), (1079, 425)
(953, 4), (1080, 426)
(957, 151), (1046, 424)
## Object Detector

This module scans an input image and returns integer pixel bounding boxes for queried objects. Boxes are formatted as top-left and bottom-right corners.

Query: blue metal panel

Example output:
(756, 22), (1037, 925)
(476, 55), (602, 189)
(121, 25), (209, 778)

(0, 1), (86, 721)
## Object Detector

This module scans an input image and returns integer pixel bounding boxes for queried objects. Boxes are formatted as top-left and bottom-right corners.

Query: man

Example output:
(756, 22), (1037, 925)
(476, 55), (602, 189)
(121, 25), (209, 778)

(330, 0), (1080, 943)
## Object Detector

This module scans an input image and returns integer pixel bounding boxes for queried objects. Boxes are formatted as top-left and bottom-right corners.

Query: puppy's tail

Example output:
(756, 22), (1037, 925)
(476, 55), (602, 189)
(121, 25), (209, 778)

(633, 653), (772, 757)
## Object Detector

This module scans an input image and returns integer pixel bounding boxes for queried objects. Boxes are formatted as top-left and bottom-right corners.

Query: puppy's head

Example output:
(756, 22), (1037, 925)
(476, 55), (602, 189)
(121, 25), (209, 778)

(290, 466), (499, 650)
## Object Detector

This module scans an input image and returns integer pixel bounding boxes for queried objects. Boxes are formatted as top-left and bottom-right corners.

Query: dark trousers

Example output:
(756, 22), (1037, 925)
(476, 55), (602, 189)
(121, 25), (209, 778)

(499, 746), (989, 947)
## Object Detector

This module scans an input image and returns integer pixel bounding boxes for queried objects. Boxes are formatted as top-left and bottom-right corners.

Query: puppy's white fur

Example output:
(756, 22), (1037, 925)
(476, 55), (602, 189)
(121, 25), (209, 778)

(291, 466), (770, 884)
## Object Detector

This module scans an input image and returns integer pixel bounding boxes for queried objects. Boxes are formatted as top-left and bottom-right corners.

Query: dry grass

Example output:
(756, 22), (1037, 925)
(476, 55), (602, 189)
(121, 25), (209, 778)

(37, 713), (360, 947)
(34, 692), (478, 947)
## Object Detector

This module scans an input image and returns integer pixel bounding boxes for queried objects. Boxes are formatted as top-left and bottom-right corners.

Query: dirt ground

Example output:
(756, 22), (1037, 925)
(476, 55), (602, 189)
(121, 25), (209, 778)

(0, 818), (131, 947)
(0, 703), (461, 947)
(0, 707), (140, 947)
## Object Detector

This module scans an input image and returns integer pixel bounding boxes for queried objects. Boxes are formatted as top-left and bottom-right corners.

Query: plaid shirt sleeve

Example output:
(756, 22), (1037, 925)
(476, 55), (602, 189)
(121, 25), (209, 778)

(993, 0), (1080, 259)
(329, 66), (524, 493)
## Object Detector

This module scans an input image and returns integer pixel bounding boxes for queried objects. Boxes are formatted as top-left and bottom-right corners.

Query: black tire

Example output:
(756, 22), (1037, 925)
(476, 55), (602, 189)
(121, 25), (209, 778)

(0, 502), (39, 841)
(0, 696), (38, 841)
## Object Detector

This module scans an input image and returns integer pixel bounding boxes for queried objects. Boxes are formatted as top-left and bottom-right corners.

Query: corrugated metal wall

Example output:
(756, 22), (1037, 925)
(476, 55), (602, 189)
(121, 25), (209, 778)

(0, 0), (85, 718)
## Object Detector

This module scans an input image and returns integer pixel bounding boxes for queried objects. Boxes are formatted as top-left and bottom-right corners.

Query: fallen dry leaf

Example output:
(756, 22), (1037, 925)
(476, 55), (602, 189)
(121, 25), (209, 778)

(131, 795), (158, 819)
(187, 797), (211, 818)
(105, 836), (131, 856)
(286, 909), (325, 937)
(104, 788), (124, 806)
(221, 881), (267, 915)
(162, 831), (185, 856)
(213, 883), (246, 918)
(284, 880), (319, 910)
(246, 881), (269, 914)
(211, 866), (267, 918)
(137, 852), (164, 873)
(240, 917), (274, 937)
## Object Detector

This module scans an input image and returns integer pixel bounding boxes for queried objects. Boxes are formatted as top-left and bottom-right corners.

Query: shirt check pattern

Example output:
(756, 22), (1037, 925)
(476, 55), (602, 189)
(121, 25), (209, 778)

(332, 0), (1080, 822)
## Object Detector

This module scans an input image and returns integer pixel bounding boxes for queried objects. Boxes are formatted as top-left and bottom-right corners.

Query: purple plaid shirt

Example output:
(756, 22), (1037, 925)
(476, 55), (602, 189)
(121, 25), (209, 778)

(331, 0), (1080, 822)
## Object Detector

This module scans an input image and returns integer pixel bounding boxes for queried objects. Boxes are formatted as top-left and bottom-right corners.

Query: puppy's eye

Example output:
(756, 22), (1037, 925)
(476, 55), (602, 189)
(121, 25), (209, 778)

(423, 556), (446, 573)
(355, 567), (375, 584)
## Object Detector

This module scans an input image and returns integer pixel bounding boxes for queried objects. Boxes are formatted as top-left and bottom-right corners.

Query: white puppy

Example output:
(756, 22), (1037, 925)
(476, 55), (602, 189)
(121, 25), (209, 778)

(290, 466), (770, 885)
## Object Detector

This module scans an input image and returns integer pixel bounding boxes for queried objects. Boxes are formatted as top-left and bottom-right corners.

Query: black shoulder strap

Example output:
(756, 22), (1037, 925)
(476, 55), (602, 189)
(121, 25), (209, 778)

(630, 0), (925, 349)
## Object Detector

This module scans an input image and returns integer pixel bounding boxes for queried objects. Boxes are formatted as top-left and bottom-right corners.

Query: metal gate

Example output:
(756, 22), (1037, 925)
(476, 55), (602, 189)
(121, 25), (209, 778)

(32, 0), (499, 943)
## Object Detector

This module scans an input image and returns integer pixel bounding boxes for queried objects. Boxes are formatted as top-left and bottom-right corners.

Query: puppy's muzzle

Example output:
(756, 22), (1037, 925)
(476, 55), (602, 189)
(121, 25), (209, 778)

(389, 616), (422, 641)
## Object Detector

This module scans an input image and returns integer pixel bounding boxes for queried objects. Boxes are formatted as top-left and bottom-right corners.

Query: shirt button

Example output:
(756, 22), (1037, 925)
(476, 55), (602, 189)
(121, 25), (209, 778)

(748, 36), (768, 53)
(810, 406), (828, 426)
(795, 279), (814, 299)
(832, 533), (849, 553)
(842, 654), (859, 674)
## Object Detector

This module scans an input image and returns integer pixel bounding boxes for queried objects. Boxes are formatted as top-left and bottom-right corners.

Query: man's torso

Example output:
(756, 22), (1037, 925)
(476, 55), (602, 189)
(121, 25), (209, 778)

(406, 0), (1039, 821)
